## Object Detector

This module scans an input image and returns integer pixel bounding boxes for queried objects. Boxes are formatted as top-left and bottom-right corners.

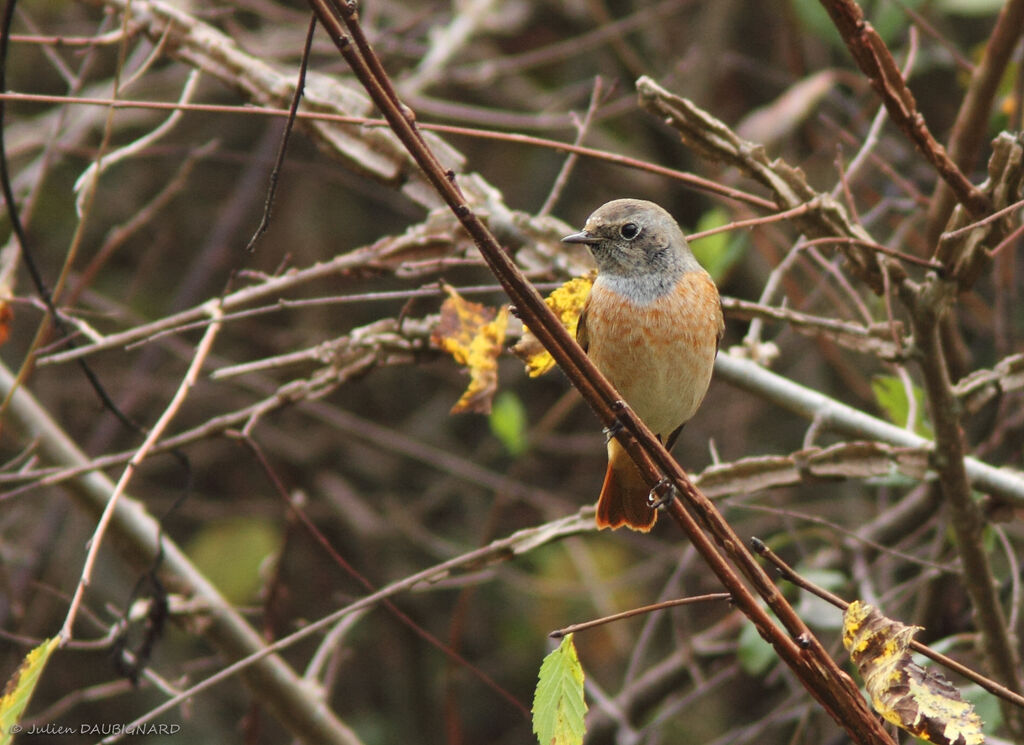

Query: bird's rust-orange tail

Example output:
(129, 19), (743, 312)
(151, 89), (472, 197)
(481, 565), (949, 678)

(596, 439), (657, 532)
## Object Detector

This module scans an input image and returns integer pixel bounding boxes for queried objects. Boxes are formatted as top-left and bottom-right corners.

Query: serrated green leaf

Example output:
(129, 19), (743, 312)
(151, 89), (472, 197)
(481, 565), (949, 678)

(533, 634), (587, 745)
(738, 621), (777, 676)
(1, 636), (59, 745)
(871, 375), (933, 438)
(489, 391), (528, 456)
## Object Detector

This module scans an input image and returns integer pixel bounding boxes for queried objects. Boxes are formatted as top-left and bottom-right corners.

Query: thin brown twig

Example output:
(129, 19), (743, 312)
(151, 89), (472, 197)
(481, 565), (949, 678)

(69, 140), (217, 305)
(59, 304), (223, 643)
(800, 236), (944, 270)
(245, 13), (316, 253)
(923, 0), (1024, 246)
(834, 145), (861, 225)
(890, 0), (973, 73)
(990, 221), (1024, 257)
(823, 112), (930, 209)
(0, 91), (776, 210)
(549, 594), (732, 638)
(687, 209), (942, 270)
(7, 30), (131, 46)
(941, 196), (1024, 240)
(238, 433), (530, 718)
(738, 504), (948, 573)
(686, 200), (818, 240)
(538, 75), (604, 217)
(878, 259), (904, 358)
(816, 0), (991, 219)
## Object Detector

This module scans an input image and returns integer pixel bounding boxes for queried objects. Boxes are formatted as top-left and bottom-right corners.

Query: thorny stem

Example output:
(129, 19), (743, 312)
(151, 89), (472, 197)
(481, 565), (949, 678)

(306, 1), (895, 742)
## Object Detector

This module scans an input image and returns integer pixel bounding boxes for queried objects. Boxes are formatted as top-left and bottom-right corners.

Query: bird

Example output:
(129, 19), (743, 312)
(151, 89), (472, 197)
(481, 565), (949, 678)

(563, 199), (724, 531)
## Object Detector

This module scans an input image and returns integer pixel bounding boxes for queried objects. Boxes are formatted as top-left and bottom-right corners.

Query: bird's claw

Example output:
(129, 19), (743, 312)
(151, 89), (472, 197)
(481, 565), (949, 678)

(648, 478), (677, 511)
(602, 420), (624, 443)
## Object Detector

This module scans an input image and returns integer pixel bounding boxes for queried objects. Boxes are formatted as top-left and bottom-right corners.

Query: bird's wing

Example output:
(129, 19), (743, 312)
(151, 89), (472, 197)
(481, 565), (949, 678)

(576, 297), (590, 353)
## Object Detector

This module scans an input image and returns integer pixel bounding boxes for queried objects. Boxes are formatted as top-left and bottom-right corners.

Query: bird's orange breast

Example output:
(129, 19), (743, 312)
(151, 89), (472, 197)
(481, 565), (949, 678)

(583, 270), (722, 438)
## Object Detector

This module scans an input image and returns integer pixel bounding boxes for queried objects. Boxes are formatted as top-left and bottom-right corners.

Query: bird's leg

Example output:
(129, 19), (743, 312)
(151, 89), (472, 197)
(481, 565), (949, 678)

(602, 419), (624, 443)
(648, 478), (678, 511)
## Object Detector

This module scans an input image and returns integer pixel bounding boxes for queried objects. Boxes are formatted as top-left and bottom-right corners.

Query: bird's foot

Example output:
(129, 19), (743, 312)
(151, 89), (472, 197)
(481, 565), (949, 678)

(601, 419), (624, 443)
(648, 478), (677, 511)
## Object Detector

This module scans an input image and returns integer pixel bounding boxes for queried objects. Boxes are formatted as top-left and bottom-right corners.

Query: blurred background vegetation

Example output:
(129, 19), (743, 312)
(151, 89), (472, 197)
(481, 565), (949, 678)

(1, 0), (1022, 743)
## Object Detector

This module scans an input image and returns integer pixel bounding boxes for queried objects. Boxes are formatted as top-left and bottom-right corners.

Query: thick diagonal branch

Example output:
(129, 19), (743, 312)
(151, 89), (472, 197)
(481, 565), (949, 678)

(306, 1), (894, 741)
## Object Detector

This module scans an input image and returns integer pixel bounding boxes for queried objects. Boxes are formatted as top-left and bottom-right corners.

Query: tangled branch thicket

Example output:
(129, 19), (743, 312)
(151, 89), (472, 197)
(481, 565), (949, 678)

(1, 1), (1023, 744)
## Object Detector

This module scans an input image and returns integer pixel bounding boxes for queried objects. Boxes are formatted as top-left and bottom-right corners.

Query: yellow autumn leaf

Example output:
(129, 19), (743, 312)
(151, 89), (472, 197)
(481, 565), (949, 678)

(512, 273), (595, 377)
(1, 636), (59, 745)
(431, 283), (509, 414)
(843, 601), (985, 745)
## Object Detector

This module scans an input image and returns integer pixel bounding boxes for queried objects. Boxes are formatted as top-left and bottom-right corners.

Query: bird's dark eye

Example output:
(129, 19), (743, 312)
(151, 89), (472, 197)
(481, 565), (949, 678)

(620, 222), (640, 240)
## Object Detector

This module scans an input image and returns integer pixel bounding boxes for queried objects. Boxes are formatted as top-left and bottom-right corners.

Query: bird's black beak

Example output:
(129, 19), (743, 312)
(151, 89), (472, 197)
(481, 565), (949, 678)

(562, 230), (599, 245)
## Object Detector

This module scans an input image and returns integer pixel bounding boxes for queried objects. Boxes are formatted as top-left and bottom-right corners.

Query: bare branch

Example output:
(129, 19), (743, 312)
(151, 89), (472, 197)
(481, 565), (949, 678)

(637, 75), (896, 293)
(816, 0), (992, 219)
(0, 359), (364, 745)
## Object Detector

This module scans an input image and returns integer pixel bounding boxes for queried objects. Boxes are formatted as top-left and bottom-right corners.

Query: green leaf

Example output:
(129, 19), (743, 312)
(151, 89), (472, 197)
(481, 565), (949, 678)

(871, 375), (933, 438)
(872, 0), (925, 42)
(689, 208), (747, 283)
(961, 684), (1002, 733)
(1, 636), (59, 745)
(186, 517), (282, 604)
(788, 0), (843, 48)
(794, 569), (848, 630)
(489, 391), (529, 456)
(933, 0), (1006, 15)
(789, 0), (927, 48)
(738, 621), (776, 676)
(533, 634), (587, 745)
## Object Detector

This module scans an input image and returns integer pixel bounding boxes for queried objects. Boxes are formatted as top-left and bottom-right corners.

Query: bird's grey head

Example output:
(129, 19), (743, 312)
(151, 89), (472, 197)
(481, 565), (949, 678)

(562, 198), (697, 278)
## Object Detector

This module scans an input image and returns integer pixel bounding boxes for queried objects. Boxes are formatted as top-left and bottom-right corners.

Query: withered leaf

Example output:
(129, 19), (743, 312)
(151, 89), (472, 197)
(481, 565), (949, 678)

(432, 283), (508, 414)
(843, 601), (984, 745)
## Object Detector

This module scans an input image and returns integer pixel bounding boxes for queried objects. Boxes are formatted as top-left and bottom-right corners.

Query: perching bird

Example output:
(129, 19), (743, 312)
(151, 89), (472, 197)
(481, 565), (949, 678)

(563, 199), (724, 531)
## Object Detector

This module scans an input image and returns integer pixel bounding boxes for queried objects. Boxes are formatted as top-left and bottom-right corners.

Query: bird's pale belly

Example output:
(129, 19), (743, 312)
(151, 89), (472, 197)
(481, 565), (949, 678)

(584, 273), (720, 438)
